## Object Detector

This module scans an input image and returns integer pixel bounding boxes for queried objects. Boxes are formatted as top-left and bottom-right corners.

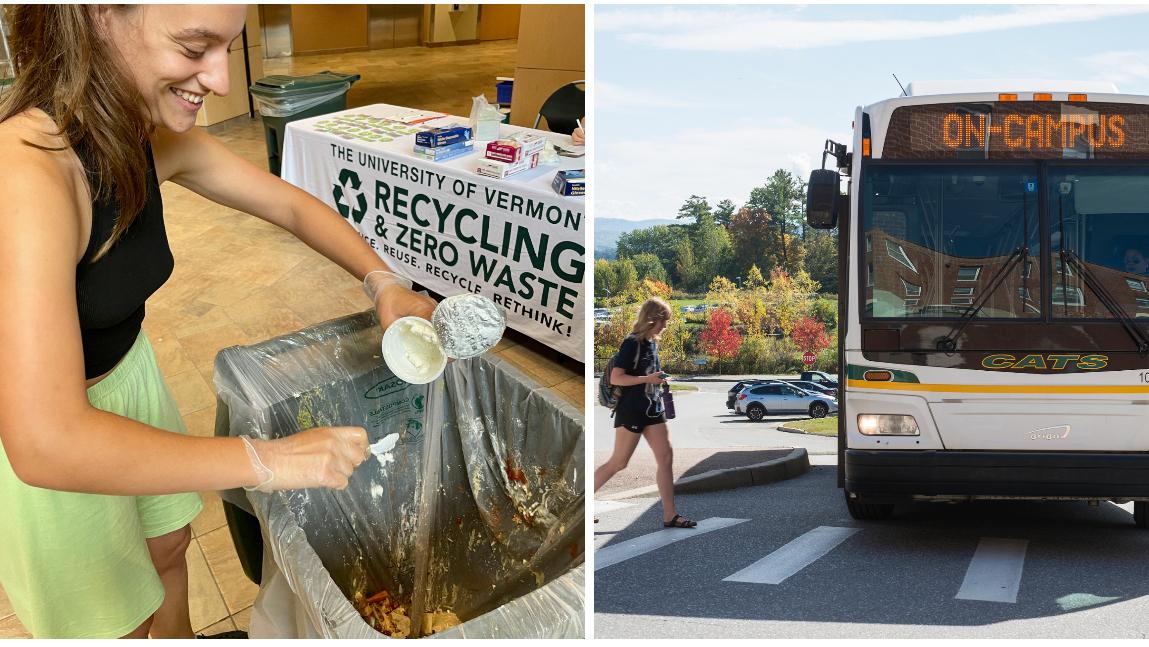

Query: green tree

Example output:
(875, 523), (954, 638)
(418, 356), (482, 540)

(745, 170), (807, 274)
(676, 194), (712, 224)
(606, 258), (638, 306)
(673, 237), (703, 290)
(593, 258), (616, 302)
(713, 199), (736, 228)
(690, 212), (733, 292)
(805, 229), (838, 294)
(617, 224), (690, 282)
(812, 296), (838, 330)
(630, 253), (668, 284)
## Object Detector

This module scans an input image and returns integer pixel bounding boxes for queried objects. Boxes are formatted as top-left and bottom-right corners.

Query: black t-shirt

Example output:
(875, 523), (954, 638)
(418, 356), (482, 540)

(615, 335), (659, 409)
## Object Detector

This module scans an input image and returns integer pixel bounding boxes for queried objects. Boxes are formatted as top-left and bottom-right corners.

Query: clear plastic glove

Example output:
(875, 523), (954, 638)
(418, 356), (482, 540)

(240, 426), (368, 492)
(363, 270), (437, 330)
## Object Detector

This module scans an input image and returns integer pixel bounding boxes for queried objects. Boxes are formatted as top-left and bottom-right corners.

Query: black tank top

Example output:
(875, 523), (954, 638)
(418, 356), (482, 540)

(75, 145), (174, 378)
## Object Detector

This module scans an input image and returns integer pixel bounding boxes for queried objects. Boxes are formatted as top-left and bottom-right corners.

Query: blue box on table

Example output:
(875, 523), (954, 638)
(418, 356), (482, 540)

(551, 169), (585, 196)
(413, 139), (475, 162)
(415, 124), (472, 148)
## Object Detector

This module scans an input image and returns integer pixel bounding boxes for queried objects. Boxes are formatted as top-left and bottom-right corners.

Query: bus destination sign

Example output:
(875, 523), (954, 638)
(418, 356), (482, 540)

(883, 102), (1149, 160)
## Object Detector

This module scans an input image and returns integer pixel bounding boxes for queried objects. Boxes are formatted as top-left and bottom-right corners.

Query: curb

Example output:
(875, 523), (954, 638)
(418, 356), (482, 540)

(598, 447), (811, 500)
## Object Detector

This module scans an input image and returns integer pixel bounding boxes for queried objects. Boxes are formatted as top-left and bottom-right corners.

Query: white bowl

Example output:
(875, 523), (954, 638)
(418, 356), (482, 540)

(381, 316), (447, 384)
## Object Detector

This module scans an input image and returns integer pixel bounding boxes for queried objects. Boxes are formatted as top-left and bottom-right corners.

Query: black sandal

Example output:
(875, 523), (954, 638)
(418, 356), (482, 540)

(663, 514), (697, 529)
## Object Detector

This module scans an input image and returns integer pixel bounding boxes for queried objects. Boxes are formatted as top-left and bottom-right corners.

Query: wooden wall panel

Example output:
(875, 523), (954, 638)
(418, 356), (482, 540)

(478, 5), (521, 42)
(291, 5), (368, 54)
(509, 5), (584, 129)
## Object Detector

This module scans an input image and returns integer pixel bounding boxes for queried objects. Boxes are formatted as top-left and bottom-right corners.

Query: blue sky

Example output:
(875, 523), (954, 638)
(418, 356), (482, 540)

(595, 4), (1149, 221)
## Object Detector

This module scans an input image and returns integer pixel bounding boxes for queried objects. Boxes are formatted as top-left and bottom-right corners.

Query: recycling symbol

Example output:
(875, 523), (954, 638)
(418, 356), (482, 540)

(332, 168), (368, 223)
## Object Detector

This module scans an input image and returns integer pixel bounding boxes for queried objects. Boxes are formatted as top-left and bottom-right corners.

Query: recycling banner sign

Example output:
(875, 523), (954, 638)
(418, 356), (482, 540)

(280, 105), (586, 360)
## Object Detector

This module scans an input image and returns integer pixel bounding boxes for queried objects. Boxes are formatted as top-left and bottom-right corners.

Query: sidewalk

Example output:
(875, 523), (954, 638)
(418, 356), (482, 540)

(593, 446), (810, 499)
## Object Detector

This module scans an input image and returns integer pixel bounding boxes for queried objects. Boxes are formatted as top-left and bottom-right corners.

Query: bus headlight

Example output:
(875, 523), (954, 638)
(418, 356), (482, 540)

(857, 414), (919, 436)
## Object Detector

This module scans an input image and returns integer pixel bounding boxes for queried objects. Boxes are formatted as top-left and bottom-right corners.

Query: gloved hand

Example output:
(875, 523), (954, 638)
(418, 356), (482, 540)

(363, 270), (437, 331)
(240, 426), (369, 492)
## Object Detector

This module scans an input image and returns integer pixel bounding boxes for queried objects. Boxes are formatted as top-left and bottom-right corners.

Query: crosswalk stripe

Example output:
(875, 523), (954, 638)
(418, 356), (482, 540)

(956, 537), (1028, 603)
(593, 517), (749, 571)
(594, 500), (636, 515)
(722, 526), (860, 584)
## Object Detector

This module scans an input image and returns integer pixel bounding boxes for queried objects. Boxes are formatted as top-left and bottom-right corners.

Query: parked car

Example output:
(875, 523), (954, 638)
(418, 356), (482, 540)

(734, 381), (838, 421)
(800, 370), (839, 390)
(781, 379), (837, 397)
(726, 379), (768, 409)
(594, 308), (611, 322)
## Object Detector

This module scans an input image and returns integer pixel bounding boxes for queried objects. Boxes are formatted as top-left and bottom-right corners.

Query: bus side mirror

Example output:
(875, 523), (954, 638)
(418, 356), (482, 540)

(807, 169), (840, 230)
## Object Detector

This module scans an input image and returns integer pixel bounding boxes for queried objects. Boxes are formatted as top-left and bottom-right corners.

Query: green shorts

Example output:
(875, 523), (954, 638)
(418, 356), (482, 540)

(0, 332), (203, 638)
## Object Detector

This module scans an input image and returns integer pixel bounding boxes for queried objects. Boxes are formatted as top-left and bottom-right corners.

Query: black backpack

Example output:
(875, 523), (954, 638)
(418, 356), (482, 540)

(598, 335), (641, 409)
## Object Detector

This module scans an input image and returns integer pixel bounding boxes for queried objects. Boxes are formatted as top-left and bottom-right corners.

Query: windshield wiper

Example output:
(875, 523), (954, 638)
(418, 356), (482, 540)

(936, 245), (1029, 352)
(1060, 250), (1149, 355)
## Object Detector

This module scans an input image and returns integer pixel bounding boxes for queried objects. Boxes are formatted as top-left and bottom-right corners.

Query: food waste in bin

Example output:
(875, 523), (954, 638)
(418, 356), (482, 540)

(213, 311), (584, 638)
(351, 588), (460, 638)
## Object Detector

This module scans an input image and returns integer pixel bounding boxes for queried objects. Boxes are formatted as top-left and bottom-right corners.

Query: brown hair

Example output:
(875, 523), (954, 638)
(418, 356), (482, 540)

(1, 5), (151, 261)
(630, 297), (672, 342)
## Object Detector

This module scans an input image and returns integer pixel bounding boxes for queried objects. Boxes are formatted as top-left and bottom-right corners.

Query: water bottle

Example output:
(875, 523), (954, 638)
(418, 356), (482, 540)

(661, 382), (676, 420)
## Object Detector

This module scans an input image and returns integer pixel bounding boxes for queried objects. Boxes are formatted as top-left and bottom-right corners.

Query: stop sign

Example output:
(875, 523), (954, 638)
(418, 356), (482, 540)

(802, 351), (817, 366)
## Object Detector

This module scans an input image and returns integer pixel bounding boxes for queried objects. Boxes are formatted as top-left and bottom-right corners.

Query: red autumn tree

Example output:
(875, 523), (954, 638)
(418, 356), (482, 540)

(700, 308), (742, 361)
(790, 316), (831, 354)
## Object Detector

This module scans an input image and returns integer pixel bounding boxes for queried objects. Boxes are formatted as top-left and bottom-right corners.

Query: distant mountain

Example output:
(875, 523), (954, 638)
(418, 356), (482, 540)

(595, 217), (678, 259)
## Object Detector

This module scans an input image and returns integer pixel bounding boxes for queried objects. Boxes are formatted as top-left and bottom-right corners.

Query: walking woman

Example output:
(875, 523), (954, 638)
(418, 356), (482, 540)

(594, 298), (697, 529)
(0, 5), (434, 638)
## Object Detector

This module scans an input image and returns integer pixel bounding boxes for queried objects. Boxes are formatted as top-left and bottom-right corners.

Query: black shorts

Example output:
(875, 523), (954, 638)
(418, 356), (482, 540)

(613, 401), (666, 434)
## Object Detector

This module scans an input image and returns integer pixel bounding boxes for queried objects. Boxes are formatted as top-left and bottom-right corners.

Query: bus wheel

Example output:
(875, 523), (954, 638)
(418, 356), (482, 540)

(1135, 501), (1149, 528)
(845, 491), (894, 520)
(747, 404), (766, 421)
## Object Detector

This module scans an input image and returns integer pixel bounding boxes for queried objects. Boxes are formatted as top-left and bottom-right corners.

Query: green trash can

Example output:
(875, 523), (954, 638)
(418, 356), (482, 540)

(250, 71), (361, 176)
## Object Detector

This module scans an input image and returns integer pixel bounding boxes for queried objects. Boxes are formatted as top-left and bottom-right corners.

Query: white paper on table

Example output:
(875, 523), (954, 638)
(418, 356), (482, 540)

(549, 133), (585, 157)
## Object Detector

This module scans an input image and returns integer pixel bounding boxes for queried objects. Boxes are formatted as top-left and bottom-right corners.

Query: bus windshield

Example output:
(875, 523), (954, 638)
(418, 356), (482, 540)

(863, 164), (1149, 320)
(862, 165), (1040, 319)
(1049, 167), (1149, 320)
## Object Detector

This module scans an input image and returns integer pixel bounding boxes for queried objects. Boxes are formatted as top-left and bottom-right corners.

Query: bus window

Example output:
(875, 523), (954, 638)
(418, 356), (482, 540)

(1049, 168), (1149, 319)
(863, 165), (1040, 319)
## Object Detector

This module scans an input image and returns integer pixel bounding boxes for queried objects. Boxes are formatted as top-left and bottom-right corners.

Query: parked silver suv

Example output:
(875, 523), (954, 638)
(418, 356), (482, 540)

(734, 381), (838, 421)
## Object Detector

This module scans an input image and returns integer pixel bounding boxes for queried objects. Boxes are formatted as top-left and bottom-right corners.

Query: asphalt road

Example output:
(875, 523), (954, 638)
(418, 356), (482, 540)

(593, 384), (838, 454)
(594, 466), (1149, 639)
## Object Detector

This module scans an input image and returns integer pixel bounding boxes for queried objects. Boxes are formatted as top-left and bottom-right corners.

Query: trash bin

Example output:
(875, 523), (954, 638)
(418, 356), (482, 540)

(213, 311), (584, 638)
(250, 71), (361, 176)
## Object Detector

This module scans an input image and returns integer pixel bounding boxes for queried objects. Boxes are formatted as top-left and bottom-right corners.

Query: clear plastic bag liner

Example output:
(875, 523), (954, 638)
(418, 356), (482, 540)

(251, 81), (352, 117)
(213, 311), (584, 638)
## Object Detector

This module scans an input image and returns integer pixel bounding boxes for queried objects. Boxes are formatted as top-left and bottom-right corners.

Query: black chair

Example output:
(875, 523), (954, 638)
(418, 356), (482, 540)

(532, 80), (585, 135)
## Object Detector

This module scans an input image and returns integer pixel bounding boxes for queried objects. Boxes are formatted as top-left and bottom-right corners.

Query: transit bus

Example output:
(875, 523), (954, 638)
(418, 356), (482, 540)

(806, 81), (1149, 526)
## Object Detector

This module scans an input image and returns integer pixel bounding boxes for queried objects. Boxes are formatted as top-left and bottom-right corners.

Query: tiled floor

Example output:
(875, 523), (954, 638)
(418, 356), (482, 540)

(0, 40), (584, 638)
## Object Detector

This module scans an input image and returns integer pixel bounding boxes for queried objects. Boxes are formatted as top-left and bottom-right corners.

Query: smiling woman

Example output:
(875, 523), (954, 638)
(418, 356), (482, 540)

(0, 4), (437, 639)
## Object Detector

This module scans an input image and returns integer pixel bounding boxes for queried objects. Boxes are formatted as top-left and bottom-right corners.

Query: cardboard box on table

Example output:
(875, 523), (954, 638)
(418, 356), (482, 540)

(212, 311), (584, 638)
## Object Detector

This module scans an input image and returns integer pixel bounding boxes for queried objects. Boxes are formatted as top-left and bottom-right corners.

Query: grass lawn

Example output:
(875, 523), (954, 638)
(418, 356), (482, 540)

(785, 416), (838, 436)
(668, 383), (699, 392)
(670, 298), (707, 310)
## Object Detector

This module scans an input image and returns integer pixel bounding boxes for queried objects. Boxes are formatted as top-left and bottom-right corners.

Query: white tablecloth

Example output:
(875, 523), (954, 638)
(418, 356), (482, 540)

(281, 103), (585, 360)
